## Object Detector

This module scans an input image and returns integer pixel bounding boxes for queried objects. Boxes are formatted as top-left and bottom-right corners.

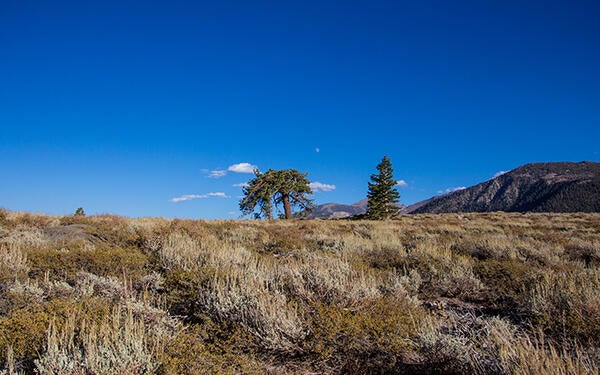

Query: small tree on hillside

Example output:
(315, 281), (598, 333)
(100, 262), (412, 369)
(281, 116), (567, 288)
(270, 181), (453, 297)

(240, 169), (314, 219)
(366, 156), (400, 219)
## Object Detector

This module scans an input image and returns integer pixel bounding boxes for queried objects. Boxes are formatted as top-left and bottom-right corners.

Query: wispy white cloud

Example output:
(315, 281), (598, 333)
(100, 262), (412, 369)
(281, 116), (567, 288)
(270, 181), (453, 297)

(171, 195), (204, 203)
(493, 170), (508, 178)
(233, 182), (249, 188)
(437, 186), (467, 195)
(228, 162), (257, 174)
(208, 170), (227, 178)
(396, 180), (408, 187)
(206, 192), (228, 198)
(310, 182), (336, 192)
(170, 192), (228, 203)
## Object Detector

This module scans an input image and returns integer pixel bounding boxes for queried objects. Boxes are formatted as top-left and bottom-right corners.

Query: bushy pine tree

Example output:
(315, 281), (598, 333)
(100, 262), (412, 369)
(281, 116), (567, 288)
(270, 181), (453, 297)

(240, 169), (314, 219)
(366, 156), (400, 219)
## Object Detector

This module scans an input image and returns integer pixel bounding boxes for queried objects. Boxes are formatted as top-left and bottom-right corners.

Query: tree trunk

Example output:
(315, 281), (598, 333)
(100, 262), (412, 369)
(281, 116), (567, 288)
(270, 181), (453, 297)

(282, 193), (292, 219)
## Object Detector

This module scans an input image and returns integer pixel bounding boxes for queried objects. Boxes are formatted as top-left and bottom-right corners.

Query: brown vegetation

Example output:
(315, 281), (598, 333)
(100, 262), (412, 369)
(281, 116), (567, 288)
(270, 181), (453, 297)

(0, 209), (599, 373)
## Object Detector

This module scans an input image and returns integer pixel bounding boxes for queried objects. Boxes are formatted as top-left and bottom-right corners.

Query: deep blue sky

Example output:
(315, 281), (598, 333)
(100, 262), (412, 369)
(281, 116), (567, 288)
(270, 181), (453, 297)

(1, 1), (599, 219)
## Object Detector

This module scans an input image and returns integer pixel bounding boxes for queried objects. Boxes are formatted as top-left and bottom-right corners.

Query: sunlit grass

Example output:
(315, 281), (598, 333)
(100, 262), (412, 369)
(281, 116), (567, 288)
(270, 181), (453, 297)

(0, 211), (599, 373)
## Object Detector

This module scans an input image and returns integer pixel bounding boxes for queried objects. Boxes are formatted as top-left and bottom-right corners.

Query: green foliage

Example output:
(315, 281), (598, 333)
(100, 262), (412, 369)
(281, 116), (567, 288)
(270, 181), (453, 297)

(366, 156), (400, 219)
(74, 207), (85, 217)
(239, 169), (314, 219)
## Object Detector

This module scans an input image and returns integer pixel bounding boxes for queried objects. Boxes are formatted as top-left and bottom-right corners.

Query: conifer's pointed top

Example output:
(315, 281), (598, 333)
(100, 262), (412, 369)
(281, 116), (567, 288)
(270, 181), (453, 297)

(366, 156), (400, 220)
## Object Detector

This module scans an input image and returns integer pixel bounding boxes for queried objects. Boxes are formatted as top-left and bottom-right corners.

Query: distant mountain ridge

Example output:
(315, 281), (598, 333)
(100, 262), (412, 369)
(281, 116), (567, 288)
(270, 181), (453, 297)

(306, 199), (368, 219)
(410, 161), (600, 213)
(309, 162), (600, 218)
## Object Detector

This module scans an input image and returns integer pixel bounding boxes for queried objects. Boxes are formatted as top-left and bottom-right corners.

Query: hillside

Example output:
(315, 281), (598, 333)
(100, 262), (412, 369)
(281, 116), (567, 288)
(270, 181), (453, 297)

(305, 199), (368, 218)
(308, 199), (407, 219)
(410, 161), (600, 213)
(0, 210), (599, 373)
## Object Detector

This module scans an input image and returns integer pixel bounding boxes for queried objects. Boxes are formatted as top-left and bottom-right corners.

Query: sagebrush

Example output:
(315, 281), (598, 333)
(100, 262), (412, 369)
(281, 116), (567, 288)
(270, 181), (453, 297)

(0, 211), (599, 373)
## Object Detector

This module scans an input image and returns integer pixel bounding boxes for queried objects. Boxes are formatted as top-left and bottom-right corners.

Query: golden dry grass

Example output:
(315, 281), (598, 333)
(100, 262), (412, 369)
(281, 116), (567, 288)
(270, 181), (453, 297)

(0, 211), (599, 373)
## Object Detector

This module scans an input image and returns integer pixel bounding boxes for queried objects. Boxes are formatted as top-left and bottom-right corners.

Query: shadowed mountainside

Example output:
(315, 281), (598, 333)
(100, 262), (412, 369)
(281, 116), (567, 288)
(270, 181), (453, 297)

(410, 161), (600, 213)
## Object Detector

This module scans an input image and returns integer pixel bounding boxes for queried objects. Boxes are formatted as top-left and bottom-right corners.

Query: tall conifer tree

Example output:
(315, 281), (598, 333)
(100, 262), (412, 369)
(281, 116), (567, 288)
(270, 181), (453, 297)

(366, 156), (400, 219)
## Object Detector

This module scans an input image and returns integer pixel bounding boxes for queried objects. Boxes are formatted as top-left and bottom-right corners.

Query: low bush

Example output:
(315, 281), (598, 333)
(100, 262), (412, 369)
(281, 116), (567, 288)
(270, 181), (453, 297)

(527, 269), (600, 345)
(307, 296), (423, 372)
(0, 298), (111, 372)
(474, 259), (534, 312)
(28, 244), (148, 283)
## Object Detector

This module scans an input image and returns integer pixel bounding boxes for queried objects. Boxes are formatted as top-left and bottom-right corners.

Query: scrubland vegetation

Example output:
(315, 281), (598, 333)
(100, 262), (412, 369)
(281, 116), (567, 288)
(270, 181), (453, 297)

(0, 208), (599, 374)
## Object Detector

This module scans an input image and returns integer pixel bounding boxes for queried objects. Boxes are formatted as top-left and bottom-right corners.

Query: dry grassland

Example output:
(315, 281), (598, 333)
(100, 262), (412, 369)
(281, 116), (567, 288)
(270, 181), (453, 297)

(0, 209), (598, 373)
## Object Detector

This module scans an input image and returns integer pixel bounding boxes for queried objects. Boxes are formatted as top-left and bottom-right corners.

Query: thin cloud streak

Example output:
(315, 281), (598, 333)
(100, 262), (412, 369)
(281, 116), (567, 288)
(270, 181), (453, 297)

(209, 170), (227, 178)
(170, 192), (228, 203)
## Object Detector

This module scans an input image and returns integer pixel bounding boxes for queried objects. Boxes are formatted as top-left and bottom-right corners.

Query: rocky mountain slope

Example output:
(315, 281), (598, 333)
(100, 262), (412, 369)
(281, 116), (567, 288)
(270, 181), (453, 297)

(410, 161), (600, 213)
(309, 162), (600, 218)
